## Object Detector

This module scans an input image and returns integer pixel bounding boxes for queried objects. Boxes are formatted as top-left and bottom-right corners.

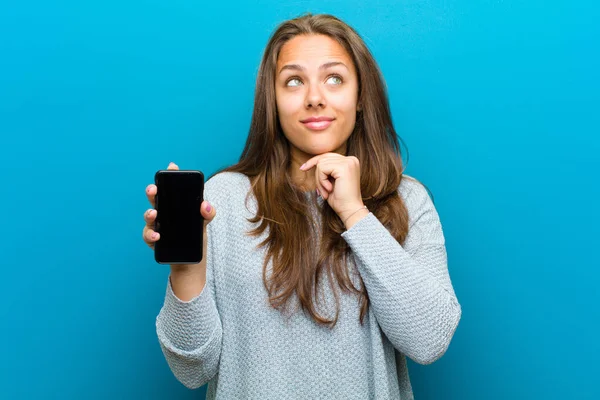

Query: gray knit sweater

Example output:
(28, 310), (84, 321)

(156, 171), (461, 399)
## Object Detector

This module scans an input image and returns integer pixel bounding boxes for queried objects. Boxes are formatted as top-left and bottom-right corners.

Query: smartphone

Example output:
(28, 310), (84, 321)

(154, 169), (205, 264)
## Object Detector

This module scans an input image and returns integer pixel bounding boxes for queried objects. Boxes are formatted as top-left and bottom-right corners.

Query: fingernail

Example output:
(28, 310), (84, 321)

(316, 188), (321, 197)
(152, 232), (158, 239)
(300, 163), (306, 170)
(206, 203), (212, 212)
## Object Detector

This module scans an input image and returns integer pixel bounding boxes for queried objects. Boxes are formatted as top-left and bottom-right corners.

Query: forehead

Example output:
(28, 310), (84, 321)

(277, 34), (353, 68)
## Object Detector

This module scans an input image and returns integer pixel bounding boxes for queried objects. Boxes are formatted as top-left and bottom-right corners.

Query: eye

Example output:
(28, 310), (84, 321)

(286, 77), (303, 87)
(326, 75), (343, 85)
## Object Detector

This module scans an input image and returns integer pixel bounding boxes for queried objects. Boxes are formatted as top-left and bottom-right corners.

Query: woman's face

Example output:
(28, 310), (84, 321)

(275, 34), (360, 161)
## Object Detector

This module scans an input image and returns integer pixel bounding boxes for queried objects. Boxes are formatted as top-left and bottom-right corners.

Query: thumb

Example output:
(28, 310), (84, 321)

(201, 200), (216, 225)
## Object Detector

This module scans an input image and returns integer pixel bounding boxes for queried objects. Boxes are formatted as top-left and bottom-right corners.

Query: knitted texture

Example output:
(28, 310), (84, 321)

(156, 172), (461, 399)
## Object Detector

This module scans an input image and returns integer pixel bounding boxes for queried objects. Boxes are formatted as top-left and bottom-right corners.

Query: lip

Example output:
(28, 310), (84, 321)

(300, 116), (335, 131)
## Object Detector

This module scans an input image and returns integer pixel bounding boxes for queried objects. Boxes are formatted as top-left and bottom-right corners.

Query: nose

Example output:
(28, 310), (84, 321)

(305, 83), (326, 109)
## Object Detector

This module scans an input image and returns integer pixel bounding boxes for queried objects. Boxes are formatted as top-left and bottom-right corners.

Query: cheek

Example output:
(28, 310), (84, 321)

(276, 94), (304, 127)
(341, 113), (357, 138)
(331, 95), (358, 135)
(331, 88), (358, 110)
(331, 100), (358, 127)
(276, 88), (301, 108)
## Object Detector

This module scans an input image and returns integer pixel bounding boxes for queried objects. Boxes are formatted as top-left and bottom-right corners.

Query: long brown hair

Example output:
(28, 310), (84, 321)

(216, 13), (410, 328)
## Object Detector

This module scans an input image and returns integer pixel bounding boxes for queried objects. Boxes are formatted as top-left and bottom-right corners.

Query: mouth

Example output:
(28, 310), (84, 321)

(300, 116), (335, 131)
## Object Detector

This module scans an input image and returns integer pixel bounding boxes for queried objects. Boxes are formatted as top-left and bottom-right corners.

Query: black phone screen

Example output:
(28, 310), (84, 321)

(154, 170), (204, 264)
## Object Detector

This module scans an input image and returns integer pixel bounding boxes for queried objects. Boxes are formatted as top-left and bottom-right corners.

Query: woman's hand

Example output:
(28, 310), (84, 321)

(142, 162), (216, 269)
(299, 153), (367, 225)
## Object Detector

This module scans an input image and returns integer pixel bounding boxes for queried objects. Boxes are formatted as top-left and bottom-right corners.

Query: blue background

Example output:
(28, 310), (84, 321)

(1, 0), (598, 399)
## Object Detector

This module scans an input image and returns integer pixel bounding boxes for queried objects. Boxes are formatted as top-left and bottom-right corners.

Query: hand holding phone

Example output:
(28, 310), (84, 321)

(142, 162), (216, 266)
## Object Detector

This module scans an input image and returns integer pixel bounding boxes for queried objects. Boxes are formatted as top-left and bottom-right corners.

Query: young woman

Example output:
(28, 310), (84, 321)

(142, 13), (461, 399)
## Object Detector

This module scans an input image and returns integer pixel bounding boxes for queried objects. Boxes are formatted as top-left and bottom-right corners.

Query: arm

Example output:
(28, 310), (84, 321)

(155, 189), (223, 389)
(341, 182), (462, 365)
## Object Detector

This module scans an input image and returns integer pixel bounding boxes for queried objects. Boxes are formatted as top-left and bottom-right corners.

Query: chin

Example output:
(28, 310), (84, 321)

(305, 146), (340, 156)
(287, 132), (347, 156)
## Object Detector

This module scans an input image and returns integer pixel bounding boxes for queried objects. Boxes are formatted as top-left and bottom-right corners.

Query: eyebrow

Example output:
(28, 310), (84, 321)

(278, 61), (348, 75)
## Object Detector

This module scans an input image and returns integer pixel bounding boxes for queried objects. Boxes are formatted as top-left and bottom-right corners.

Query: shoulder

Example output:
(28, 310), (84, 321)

(205, 171), (250, 190)
(204, 171), (251, 205)
(204, 172), (250, 198)
(397, 174), (429, 204)
(397, 174), (438, 228)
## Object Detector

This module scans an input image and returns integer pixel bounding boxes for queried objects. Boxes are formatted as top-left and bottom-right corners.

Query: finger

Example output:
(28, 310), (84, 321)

(299, 153), (329, 171)
(317, 185), (329, 200)
(143, 227), (160, 246)
(300, 152), (343, 172)
(200, 201), (216, 226)
(167, 162), (179, 170)
(144, 208), (157, 228)
(316, 164), (335, 193)
(321, 174), (334, 192)
(313, 165), (332, 199)
(300, 156), (321, 171)
(146, 184), (157, 208)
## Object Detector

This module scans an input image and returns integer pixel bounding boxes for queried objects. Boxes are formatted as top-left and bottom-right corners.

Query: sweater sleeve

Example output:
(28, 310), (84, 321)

(155, 181), (223, 389)
(341, 181), (462, 365)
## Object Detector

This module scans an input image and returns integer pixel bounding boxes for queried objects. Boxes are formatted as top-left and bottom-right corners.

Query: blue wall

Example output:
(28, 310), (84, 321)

(1, 1), (598, 398)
